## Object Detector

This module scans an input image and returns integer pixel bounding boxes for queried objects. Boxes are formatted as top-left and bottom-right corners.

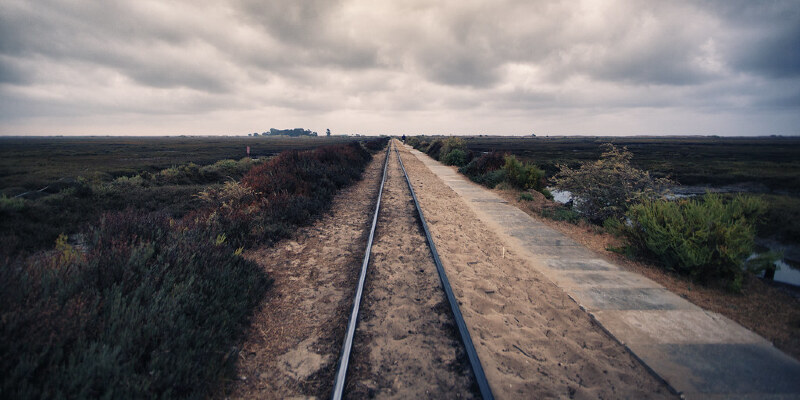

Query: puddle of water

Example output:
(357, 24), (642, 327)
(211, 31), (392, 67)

(547, 187), (572, 204)
(772, 259), (800, 287)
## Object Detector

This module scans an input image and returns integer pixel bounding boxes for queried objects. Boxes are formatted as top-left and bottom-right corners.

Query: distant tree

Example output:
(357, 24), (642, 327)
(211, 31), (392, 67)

(252, 132), (259, 136)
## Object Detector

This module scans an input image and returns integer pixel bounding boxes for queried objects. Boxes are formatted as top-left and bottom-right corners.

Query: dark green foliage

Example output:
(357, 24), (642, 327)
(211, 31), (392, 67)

(265, 128), (318, 137)
(458, 151), (507, 188)
(405, 136), (422, 148)
(1, 210), (270, 399)
(620, 193), (767, 289)
(519, 192), (534, 201)
(457, 151), (544, 191)
(442, 148), (467, 166)
(502, 155), (544, 191)
(425, 140), (444, 160)
(363, 137), (389, 151)
(0, 142), (373, 399)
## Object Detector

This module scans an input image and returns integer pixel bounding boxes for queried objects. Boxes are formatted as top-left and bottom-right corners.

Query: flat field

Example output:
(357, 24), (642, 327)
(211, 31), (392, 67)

(458, 135), (800, 192)
(0, 135), (369, 256)
(442, 135), (800, 246)
(0, 135), (359, 193)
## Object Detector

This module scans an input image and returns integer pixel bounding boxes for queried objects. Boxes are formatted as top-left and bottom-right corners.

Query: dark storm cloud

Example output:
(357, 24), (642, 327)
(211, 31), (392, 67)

(697, 0), (800, 78)
(1, 0), (799, 135)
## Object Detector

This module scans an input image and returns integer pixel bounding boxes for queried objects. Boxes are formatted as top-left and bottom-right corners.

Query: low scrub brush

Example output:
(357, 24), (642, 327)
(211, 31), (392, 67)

(621, 193), (767, 290)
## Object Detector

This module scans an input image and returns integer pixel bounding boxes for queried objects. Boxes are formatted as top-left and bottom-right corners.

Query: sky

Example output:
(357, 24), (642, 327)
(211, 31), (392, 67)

(1, 0), (799, 136)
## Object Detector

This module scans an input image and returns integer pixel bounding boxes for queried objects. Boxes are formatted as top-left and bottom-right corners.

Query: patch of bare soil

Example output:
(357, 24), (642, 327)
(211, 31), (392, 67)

(398, 142), (675, 399)
(220, 151), (385, 399)
(346, 147), (476, 399)
(496, 187), (800, 361)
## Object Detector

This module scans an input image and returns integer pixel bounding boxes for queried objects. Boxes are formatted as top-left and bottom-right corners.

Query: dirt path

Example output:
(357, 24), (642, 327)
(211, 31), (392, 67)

(396, 141), (676, 399)
(345, 147), (476, 399)
(222, 151), (385, 399)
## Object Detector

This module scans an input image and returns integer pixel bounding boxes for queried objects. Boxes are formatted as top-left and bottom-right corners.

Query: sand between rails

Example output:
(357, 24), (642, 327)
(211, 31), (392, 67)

(396, 141), (675, 399)
(345, 147), (476, 398)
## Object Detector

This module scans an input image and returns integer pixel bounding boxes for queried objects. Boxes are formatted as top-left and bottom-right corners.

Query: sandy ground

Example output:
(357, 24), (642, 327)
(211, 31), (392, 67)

(397, 142), (676, 399)
(345, 147), (476, 399)
(221, 151), (385, 399)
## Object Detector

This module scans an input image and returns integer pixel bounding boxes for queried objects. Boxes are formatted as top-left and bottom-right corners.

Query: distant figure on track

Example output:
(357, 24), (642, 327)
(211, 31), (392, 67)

(401, 134), (406, 144)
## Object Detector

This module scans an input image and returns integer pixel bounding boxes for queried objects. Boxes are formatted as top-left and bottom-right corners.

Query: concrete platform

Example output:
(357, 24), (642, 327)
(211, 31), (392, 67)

(409, 147), (800, 400)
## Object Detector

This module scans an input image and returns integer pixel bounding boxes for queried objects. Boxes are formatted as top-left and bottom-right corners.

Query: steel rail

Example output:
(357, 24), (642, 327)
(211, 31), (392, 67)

(394, 143), (495, 400)
(330, 144), (391, 400)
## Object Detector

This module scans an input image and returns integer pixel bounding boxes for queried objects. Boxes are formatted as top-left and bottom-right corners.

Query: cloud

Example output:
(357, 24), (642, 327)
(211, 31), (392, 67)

(0, 0), (799, 135)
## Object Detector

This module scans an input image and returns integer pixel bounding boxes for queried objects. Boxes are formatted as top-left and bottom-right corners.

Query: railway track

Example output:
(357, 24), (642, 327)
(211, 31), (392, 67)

(331, 140), (494, 399)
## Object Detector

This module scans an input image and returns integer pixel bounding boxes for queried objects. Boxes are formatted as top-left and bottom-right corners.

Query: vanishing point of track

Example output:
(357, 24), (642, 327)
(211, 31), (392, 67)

(331, 141), (494, 399)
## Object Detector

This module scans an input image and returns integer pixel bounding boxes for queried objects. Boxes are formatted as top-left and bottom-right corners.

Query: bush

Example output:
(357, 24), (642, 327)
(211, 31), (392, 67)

(425, 140), (444, 160)
(552, 144), (672, 223)
(218, 142), (371, 247)
(363, 137), (389, 151)
(519, 192), (534, 201)
(502, 155), (544, 191)
(442, 148), (467, 166)
(0, 210), (270, 399)
(621, 193), (767, 288)
(459, 152), (508, 188)
(438, 137), (466, 159)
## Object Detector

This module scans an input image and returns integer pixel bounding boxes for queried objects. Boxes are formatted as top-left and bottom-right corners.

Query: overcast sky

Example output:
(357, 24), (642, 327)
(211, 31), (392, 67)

(1, 0), (799, 136)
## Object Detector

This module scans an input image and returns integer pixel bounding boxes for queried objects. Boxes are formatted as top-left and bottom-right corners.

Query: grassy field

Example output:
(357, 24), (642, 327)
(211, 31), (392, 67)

(458, 135), (800, 192)
(0, 136), (360, 194)
(0, 135), (377, 257)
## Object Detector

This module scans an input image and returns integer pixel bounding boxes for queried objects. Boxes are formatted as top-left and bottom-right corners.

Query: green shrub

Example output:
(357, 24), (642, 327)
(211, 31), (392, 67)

(540, 188), (554, 200)
(502, 155), (544, 191)
(621, 193), (767, 288)
(438, 137), (466, 160)
(552, 144), (672, 223)
(459, 152), (507, 188)
(442, 148), (467, 166)
(425, 140), (445, 160)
